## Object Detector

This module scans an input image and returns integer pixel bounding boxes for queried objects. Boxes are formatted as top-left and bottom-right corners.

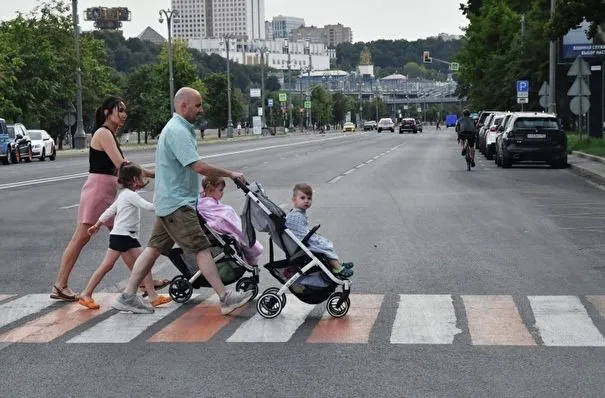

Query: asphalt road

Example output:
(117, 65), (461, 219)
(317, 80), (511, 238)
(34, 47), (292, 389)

(1, 128), (605, 397)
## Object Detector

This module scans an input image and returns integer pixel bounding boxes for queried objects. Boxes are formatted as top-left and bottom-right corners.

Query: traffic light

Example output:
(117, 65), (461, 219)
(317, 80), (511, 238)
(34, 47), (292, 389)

(422, 51), (432, 64)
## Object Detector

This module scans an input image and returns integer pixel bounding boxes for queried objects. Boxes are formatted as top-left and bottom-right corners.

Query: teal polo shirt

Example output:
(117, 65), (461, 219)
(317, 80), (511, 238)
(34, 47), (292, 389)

(154, 113), (201, 217)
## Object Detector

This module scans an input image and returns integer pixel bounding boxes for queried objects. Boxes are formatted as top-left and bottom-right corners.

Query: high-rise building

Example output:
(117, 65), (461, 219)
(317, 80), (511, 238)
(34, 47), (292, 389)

(272, 15), (304, 39)
(289, 23), (353, 48)
(265, 20), (273, 40)
(325, 24), (353, 47)
(172, 0), (265, 41)
(171, 0), (206, 40)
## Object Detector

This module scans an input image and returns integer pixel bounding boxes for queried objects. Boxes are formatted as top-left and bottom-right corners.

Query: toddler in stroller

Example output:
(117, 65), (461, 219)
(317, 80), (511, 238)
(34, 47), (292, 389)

(165, 177), (261, 303)
(238, 180), (352, 319)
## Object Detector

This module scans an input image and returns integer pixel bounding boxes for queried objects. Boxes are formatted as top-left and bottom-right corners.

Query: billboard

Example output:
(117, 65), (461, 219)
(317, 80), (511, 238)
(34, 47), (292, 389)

(560, 19), (605, 61)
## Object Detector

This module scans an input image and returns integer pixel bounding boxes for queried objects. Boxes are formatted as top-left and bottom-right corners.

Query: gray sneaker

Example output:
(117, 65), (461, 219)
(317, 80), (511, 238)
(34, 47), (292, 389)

(112, 293), (155, 314)
(221, 289), (254, 315)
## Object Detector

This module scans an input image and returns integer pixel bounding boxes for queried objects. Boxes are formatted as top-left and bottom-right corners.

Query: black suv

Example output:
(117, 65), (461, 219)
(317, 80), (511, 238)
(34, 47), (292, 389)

(399, 118), (417, 134)
(7, 123), (33, 163)
(496, 113), (567, 169)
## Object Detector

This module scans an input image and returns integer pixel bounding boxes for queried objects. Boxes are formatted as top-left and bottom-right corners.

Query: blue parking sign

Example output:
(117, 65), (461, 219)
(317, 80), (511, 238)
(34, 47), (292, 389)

(516, 80), (529, 93)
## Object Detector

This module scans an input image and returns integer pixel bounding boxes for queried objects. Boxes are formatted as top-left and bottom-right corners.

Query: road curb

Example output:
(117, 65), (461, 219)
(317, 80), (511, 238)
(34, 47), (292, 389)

(573, 151), (605, 163)
(568, 162), (605, 187)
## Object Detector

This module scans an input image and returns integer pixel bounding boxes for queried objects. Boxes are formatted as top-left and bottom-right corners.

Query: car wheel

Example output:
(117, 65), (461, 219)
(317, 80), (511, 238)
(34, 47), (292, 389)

(40, 148), (46, 161)
(49, 147), (56, 161)
(25, 146), (32, 162)
(15, 149), (20, 163)
(2, 156), (8, 165)
(501, 150), (512, 168)
(486, 146), (493, 160)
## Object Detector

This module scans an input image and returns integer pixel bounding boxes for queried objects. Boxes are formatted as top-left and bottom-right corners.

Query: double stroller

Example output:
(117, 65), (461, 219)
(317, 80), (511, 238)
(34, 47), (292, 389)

(164, 210), (260, 303)
(237, 181), (351, 319)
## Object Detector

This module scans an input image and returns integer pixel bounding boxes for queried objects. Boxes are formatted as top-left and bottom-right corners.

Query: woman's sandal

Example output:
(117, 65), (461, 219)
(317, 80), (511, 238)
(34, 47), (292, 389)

(140, 279), (170, 298)
(50, 285), (78, 302)
(150, 295), (172, 307)
(78, 297), (100, 310)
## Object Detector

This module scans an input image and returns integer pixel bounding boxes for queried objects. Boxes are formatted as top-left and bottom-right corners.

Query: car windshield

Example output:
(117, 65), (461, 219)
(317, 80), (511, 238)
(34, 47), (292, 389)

(28, 131), (42, 140)
(7, 126), (15, 138)
(514, 118), (559, 129)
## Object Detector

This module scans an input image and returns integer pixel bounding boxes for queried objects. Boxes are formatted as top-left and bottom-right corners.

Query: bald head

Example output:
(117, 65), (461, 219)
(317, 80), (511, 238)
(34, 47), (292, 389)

(174, 87), (203, 122)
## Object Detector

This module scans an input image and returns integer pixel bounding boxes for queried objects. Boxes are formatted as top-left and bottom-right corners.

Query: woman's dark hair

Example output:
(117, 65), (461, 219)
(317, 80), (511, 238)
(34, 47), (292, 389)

(95, 96), (124, 130)
(117, 162), (144, 189)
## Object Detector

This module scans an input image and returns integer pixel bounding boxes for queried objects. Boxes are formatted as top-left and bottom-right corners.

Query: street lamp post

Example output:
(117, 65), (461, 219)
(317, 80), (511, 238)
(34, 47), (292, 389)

(305, 40), (312, 130)
(284, 39), (293, 130)
(547, 0), (556, 114)
(71, 0), (86, 149)
(221, 35), (236, 138)
(159, 9), (179, 114)
(256, 46), (268, 131)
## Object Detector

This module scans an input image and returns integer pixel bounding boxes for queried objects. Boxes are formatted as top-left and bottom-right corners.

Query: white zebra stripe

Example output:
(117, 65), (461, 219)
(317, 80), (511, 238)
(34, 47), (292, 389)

(390, 295), (461, 344)
(0, 294), (56, 329)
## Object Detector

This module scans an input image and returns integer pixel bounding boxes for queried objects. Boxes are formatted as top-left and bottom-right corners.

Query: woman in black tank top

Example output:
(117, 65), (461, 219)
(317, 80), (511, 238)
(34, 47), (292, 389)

(51, 97), (157, 301)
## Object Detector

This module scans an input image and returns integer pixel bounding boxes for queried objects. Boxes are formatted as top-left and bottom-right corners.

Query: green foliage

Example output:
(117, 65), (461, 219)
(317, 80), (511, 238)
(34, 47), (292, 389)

(203, 73), (243, 130)
(547, 0), (605, 40)
(335, 37), (461, 78)
(310, 86), (333, 124)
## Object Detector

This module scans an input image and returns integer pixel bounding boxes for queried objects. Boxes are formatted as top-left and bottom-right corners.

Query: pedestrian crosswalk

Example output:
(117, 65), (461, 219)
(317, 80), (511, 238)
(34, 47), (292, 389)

(2, 293), (605, 346)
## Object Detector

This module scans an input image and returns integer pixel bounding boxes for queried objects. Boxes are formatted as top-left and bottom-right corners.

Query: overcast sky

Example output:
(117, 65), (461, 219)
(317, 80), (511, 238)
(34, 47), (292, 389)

(1, 0), (467, 42)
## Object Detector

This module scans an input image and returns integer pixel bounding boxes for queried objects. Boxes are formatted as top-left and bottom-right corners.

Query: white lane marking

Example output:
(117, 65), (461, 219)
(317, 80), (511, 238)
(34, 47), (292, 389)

(60, 204), (80, 210)
(328, 176), (343, 184)
(390, 295), (461, 344)
(226, 294), (315, 342)
(355, 164), (366, 169)
(546, 213), (605, 217)
(558, 226), (605, 231)
(67, 298), (188, 343)
(365, 159), (374, 164)
(0, 135), (356, 191)
(343, 169), (355, 175)
(0, 294), (56, 329)
(529, 296), (605, 347)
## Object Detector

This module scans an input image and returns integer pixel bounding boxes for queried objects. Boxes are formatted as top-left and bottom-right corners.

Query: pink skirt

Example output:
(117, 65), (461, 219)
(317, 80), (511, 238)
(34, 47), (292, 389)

(77, 173), (119, 227)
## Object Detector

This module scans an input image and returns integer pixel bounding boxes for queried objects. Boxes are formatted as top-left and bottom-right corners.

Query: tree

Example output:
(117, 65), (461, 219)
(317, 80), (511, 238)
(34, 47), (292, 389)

(547, 0), (605, 40)
(310, 86), (332, 126)
(331, 92), (349, 124)
(203, 73), (243, 132)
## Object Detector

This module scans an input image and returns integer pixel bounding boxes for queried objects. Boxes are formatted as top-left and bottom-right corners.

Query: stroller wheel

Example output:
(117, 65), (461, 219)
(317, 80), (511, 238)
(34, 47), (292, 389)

(326, 292), (350, 318)
(263, 287), (286, 306)
(236, 277), (259, 301)
(169, 275), (193, 303)
(257, 292), (283, 319)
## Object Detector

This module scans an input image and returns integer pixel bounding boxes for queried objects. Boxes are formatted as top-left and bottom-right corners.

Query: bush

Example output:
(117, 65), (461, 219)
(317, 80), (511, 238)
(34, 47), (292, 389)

(567, 132), (605, 157)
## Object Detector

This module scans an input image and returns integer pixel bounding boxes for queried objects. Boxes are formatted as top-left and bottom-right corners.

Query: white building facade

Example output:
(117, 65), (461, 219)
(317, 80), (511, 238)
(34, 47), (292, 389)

(171, 0), (265, 41)
(271, 15), (305, 39)
(188, 37), (330, 71)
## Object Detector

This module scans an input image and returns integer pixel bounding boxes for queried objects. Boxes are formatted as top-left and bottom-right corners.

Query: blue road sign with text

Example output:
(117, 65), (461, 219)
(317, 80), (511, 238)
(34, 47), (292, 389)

(516, 80), (529, 93)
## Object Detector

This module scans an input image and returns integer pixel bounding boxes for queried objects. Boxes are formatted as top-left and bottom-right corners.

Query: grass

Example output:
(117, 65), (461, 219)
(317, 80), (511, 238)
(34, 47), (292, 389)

(567, 132), (605, 157)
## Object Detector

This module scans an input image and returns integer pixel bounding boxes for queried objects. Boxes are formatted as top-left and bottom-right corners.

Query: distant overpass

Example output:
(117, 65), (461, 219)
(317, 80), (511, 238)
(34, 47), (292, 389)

(283, 87), (464, 104)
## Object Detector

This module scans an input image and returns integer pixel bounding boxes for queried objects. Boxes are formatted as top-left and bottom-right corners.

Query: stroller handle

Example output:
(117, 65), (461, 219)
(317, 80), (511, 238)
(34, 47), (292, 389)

(233, 178), (250, 193)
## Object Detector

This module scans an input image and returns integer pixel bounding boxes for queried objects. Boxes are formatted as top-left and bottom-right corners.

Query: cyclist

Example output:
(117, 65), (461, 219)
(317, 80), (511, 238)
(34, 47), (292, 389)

(456, 109), (477, 168)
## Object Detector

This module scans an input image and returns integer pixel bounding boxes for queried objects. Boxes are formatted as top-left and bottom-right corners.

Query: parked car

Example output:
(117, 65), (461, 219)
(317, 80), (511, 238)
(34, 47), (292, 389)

(477, 113), (498, 154)
(492, 113), (515, 164)
(399, 118), (417, 134)
(7, 123), (32, 163)
(363, 120), (377, 131)
(495, 112), (567, 168)
(343, 122), (356, 132)
(482, 113), (506, 160)
(416, 120), (423, 133)
(28, 129), (56, 161)
(377, 118), (395, 133)
(0, 118), (10, 165)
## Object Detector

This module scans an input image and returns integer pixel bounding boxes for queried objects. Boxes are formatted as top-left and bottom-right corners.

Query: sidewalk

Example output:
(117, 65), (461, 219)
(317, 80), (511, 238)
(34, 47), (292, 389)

(568, 151), (605, 186)
(56, 129), (290, 157)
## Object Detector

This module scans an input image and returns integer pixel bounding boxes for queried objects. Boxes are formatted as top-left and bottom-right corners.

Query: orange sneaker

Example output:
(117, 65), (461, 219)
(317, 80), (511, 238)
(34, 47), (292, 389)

(78, 297), (100, 310)
(151, 295), (172, 307)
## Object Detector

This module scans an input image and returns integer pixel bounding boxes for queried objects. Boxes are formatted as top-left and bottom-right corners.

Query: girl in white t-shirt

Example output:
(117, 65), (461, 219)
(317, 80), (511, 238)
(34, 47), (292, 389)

(78, 162), (171, 310)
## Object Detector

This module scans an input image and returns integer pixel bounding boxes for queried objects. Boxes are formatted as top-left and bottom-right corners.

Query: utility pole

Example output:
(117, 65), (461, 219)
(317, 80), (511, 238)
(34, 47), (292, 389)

(71, 0), (86, 149)
(258, 47), (268, 130)
(285, 39), (293, 130)
(306, 40), (313, 129)
(159, 9), (179, 114)
(224, 35), (235, 138)
(547, 0), (557, 114)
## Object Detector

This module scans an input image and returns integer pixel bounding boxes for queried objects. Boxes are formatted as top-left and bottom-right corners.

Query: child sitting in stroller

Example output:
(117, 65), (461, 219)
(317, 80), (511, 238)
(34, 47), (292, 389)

(197, 176), (263, 266)
(285, 183), (354, 279)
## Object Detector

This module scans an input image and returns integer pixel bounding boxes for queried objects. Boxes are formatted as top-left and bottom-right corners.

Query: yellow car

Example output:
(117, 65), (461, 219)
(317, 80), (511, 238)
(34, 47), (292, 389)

(343, 122), (356, 132)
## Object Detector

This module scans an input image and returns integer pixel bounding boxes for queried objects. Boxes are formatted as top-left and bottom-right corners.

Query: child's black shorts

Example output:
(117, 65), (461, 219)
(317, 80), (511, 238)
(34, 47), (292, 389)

(109, 234), (141, 252)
